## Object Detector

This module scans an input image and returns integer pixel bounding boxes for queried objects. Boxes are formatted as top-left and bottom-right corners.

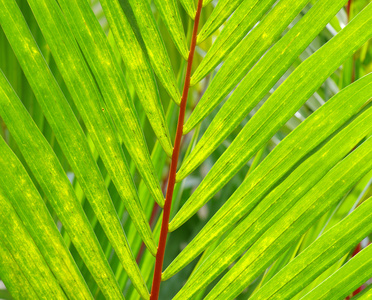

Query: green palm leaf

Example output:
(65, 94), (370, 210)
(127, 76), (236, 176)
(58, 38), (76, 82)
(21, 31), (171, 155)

(251, 196), (372, 300)
(197, 0), (245, 44)
(301, 244), (372, 300)
(179, 0), (196, 19)
(185, 0), (310, 133)
(0, 240), (39, 299)
(26, 0), (158, 257)
(171, 3), (372, 230)
(0, 136), (92, 299)
(0, 70), (125, 299)
(165, 98), (372, 288)
(181, 0), (348, 176)
(97, 0), (174, 155)
(0, 192), (68, 300)
(126, 0), (181, 104)
(0, 1), (150, 297)
(204, 135), (372, 299)
(165, 73), (372, 274)
(0, 0), (371, 299)
(56, 0), (165, 207)
(153, 0), (189, 60)
(192, 0), (277, 84)
(353, 285), (372, 299)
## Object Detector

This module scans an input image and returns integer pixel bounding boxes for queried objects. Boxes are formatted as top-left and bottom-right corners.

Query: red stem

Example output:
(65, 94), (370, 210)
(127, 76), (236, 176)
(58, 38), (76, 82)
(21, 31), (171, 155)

(136, 203), (160, 263)
(346, 0), (352, 21)
(149, 1), (203, 299)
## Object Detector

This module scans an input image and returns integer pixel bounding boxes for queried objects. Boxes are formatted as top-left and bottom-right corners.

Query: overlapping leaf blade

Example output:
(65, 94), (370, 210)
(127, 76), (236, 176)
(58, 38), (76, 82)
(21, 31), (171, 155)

(184, 0), (310, 133)
(191, 0), (277, 85)
(0, 191), (67, 300)
(26, 0), (158, 261)
(202, 0), (214, 7)
(179, 0), (196, 19)
(0, 134), (92, 300)
(0, 70), (124, 299)
(0, 1), (147, 297)
(353, 285), (372, 299)
(301, 244), (372, 300)
(250, 196), (372, 300)
(204, 135), (372, 299)
(57, 0), (165, 207)
(126, 0), (181, 105)
(0, 0), (371, 299)
(197, 0), (244, 44)
(170, 3), (372, 231)
(0, 240), (39, 300)
(165, 98), (372, 291)
(164, 73), (372, 279)
(179, 0), (345, 178)
(116, 100), (178, 291)
(98, 0), (173, 156)
(153, 0), (189, 60)
(181, 0), (348, 179)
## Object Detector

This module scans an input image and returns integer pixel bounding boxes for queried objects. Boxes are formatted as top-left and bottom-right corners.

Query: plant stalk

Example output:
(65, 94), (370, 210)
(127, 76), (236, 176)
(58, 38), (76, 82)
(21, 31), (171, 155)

(149, 1), (203, 299)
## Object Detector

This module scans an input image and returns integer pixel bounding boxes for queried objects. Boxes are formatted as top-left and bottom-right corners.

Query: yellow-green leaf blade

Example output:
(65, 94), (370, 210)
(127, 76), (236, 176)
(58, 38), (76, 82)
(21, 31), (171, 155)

(164, 90), (372, 284)
(191, 0), (277, 85)
(185, 0), (310, 134)
(2, 2), (150, 297)
(99, 0), (173, 156)
(181, 0), (348, 179)
(301, 244), (372, 300)
(116, 101), (178, 289)
(154, 0), (189, 60)
(0, 135), (92, 300)
(26, 0), (157, 264)
(197, 0), (244, 44)
(58, 0), (164, 208)
(202, 0), (214, 7)
(250, 195), (372, 300)
(179, 0), (197, 19)
(0, 192), (67, 300)
(0, 239), (39, 300)
(0, 70), (124, 300)
(170, 3), (372, 231)
(127, 0), (181, 105)
(353, 285), (372, 300)
(205, 136), (372, 300)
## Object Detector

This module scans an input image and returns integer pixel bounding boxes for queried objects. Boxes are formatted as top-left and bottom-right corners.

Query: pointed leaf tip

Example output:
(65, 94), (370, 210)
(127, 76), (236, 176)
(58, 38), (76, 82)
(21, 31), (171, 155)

(189, 75), (198, 87)
(182, 120), (194, 136)
(127, 0), (181, 105)
(153, 0), (189, 61)
(182, 0), (197, 19)
(168, 213), (184, 232)
(197, 0), (245, 44)
(203, 0), (213, 7)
